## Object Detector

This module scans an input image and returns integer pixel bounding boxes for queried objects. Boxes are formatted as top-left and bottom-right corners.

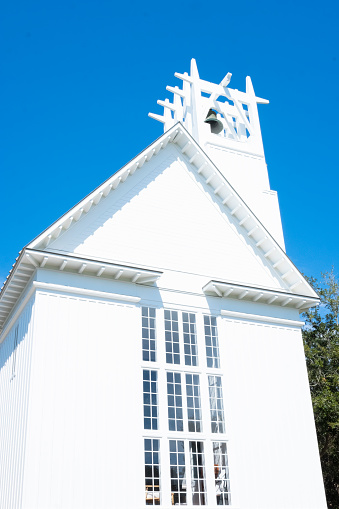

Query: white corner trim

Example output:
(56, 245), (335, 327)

(221, 309), (304, 327)
(33, 281), (141, 303)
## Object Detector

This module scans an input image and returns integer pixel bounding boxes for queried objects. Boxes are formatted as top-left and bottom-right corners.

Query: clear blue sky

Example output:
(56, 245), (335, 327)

(1, 0), (338, 286)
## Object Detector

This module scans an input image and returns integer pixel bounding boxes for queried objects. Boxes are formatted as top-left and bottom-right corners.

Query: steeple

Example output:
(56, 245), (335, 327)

(149, 59), (285, 251)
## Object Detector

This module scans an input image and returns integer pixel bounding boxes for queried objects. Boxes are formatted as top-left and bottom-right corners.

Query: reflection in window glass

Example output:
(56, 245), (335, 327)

(213, 442), (231, 505)
(186, 374), (202, 432)
(169, 440), (187, 505)
(189, 441), (207, 505)
(142, 307), (157, 362)
(208, 376), (225, 434)
(145, 438), (161, 505)
(164, 310), (180, 364)
(167, 372), (184, 431)
(143, 370), (158, 430)
(182, 312), (198, 366)
(204, 315), (220, 368)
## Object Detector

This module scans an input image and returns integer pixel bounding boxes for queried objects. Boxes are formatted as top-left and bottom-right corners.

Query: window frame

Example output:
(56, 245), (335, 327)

(142, 306), (157, 363)
(144, 438), (161, 506)
(143, 369), (159, 431)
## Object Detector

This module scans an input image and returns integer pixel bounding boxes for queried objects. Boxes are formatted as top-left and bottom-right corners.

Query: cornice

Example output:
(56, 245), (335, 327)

(203, 280), (319, 311)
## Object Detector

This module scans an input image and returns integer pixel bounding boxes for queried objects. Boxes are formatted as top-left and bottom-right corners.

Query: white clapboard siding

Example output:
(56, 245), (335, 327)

(49, 145), (285, 292)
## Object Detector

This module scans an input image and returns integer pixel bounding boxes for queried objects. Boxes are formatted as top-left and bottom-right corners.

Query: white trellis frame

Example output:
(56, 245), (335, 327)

(149, 59), (269, 153)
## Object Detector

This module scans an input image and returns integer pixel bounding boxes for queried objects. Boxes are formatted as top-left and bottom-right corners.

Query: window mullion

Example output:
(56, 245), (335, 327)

(159, 368), (168, 432)
(156, 307), (166, 365)
(160, 437), (172, 507)
(205, 441), (218, 507)
(181, 370), (189, 433)
(184, 437), (193, 505)
(196, 313), (206, 369)
(177, 310), (184, 366)
(199, 371), (211, 439)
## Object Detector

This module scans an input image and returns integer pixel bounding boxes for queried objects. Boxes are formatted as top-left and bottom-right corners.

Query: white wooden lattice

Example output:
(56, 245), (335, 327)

(149, 59), (269, 150)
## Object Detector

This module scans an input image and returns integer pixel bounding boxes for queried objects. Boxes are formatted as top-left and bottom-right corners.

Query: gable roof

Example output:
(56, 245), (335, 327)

(0, 123), (319, 332)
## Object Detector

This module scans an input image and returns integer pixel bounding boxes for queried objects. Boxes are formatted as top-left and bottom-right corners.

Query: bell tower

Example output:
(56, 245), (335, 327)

(149, 59), (285, 250)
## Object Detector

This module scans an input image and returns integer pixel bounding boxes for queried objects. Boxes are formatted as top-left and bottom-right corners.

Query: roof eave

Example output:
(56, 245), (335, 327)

(203, 280), (319, 311)
(0, 248), (163, 332)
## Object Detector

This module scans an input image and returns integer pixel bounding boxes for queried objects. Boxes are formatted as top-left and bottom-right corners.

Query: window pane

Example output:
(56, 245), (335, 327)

(213, 442), (231, 505)
(186, 374), (202, 433)
(182, 312), (198, 366)
(204, 315), (220, 368)
(143, 370), (158, 430)
(164, 310), (180, 364)
(189, 441), (207, 505)
(142, 307), (157, 362)
(167, 372), (184, 432)
(208, 376), (225, 434)
(145, 438), (161, 505)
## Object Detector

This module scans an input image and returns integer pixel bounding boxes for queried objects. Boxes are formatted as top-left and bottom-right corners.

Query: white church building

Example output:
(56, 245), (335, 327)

(0, 60), (327, 509)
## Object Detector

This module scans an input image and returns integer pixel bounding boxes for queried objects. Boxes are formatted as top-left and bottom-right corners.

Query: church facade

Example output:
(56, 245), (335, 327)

(0, 60), (327, 508)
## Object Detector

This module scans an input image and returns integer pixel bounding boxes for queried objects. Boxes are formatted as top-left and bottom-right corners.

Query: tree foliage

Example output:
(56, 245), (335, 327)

(303, 268), (339, 508)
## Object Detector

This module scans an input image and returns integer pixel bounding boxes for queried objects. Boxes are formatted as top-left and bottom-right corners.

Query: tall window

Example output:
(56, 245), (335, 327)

(208, 376), (225, 433)
(189, 441), (207, 505)
(167, 372), (184, 431)
(141, 308), (230, 506)
(204, 315), (220, 368)
(186, 374), (202, 432)
(169, 440), (187, 505)
(213, 442), (231, 505)
(145, 438), (161, 505)
(182, 312), (198, 366)
(142, 307), (157, 362)
(164, 310), (180, 364)
(143, 370), (158, 430)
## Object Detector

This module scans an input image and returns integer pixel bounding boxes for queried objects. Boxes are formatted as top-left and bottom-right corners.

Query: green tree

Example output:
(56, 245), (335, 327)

(303, 268), (339, 508)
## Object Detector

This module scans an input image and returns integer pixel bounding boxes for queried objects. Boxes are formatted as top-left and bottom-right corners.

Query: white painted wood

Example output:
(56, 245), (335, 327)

(22, 291), (144, 509)
(220, 319), (326, 509)
(33, 281), (141, 303)
(0, 297), (35, 509)
(149, 59), (285, 250)
(221, 308), (304, 326)
(48, 146), (286, 293)
(0, 260), (327, 509)
(0, 61), (326, 509)
(0, 281), (320, 509)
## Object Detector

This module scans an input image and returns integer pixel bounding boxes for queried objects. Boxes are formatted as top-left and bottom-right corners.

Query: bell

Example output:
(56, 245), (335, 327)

(204, 109), (223, 134)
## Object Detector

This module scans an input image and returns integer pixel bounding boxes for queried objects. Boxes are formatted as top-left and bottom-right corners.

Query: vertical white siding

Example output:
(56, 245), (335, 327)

(220, 318), (327, 509)
(17, 285), (327, 509)
(0, 282), (324, 509)
(0, 297), (35, 509)
(22, 290), (144, 509)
